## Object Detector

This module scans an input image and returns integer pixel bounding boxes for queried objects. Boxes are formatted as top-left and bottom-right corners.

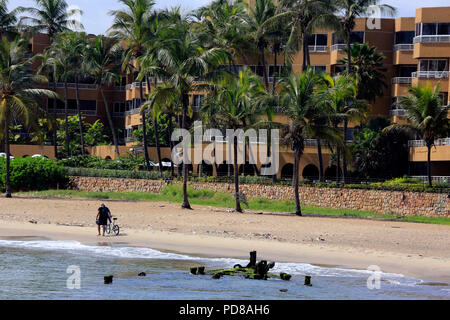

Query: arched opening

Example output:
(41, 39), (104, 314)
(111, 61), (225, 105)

(302, 164), (319, 181)
(217, 163), (232, 177)
(281, 164), (294, 180)
(198, 161), (213, 177)
(239, 163), (256, 176)
(325, 166), (342, 180)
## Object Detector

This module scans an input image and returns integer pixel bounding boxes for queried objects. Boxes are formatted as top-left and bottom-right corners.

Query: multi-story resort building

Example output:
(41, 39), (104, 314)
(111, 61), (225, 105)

(9, 6), (450, 180)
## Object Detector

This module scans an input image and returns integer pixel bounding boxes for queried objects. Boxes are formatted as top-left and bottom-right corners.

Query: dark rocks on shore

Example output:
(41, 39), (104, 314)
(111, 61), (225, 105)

(104, 275), (113, 284)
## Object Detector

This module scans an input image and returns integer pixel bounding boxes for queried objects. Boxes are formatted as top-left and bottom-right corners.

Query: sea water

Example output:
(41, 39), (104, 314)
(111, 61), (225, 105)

(0, 237), (448, 300)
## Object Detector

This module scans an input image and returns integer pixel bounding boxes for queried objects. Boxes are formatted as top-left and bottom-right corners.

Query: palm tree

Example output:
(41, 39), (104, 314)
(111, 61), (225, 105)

(333, 0), (396, 74)
(339, 42), (387, 102)
(18, 0), (83, 42)
(387, 84), (449, 187)
(0, 0), (21, 38)
(85, 35), (123, 157)
(206, 68), (265, 212)
(245, 0), (276, 89)
(149, 19), (228, 209)
(108, 0), (157, 171)
(279, 68), (324, 216)
(264, 0), (336, 72)
(0, 38), (56, 197)
(19, 0), (83, 158)
(319, 74), (367, 182)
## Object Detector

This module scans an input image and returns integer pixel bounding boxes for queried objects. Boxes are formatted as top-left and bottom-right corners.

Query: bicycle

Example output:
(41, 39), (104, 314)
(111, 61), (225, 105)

(105, 218), (120, 236)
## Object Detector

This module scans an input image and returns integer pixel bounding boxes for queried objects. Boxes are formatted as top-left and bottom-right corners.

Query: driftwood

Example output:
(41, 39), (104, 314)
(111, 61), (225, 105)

(190, 251), (291, 281)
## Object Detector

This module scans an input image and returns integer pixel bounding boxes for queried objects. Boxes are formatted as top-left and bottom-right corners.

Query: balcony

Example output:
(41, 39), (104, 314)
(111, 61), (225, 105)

(125, 108), (140, 116)
(413, 35), (450, 43)
(390, 109), (407, 117)
(392, 77), (413, 84)
(53, 83), (98, 90)
(48, 109), (97, 116)
(394, 44), (414, 51)
(308, 45), (328, 53)
(412, 71), (449, 79)
(408, 138), (450, 147)
(125, 82), (147, 90)
(331, 44), (347, 51)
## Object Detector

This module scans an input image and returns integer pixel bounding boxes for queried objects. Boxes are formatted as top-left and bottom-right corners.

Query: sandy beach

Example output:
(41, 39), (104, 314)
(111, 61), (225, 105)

(1, 196), (449, 283)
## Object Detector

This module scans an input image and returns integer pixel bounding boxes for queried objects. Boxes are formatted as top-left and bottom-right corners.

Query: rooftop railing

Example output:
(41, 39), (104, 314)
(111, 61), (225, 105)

(48, 108), (97, 116)
(53, 82), (98, 90)
(412, 71), (449, 79)
(392, 77), (412, 84)
(413, 35), (450, 43)
(393, 44), (414, 51)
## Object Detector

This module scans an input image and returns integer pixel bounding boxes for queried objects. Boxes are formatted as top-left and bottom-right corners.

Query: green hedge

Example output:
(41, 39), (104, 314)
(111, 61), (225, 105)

(66, 167), (172, 180)
(0, 157), (68, 192)
(58, 155), (145, 171)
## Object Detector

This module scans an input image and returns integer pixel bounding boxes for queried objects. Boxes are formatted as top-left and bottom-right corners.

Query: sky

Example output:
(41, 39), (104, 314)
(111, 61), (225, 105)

(10, 0), (450, 35)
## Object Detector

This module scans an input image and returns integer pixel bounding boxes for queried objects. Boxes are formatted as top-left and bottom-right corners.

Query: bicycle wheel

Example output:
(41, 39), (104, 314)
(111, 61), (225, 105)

(113, 225), (120, 236)
(105, 224), (111, 235)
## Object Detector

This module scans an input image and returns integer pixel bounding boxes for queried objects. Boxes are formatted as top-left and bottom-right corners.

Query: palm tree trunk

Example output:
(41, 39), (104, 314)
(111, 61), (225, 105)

(272, 50), (277, 95)
(317, 139), (324, 182)
(181, 92), (192, 210)
(336, 148), (341, 183)
(342, 119), (348, 184)
(64, 81), (69, 157)
(168, 115), (175, 177)
(75, 77), (85, 155)
(302, 37), (308, 72)
(151, 77), (163, 177)
(52, 73), (58, 159)
(101, 88), (120, 157)
(234, 135), (242, 213)
(139, 78), (151, 171)
(427, 144), (432, 187)
(259, 46), (269, 90)
(4, 115), (11, 198)
(293, 148), (302, 216)
(346, 35), (352, 74)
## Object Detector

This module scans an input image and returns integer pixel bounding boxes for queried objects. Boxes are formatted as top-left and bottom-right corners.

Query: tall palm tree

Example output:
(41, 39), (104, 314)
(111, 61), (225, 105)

(245, 0), (276, 89)
(85, 35), (123, 157)
(264, 0), (336, 71)
(206, 68), (265, 212)
(333, 0), (396, 74)
(19, 0), (83, 158)
(387, 84), (449, 187)
(279, 69), (325, 216)
(149, 19), (228, 209)
(0, 38), (56, 197)
(108, 0), (157, 171)
(319, 74), (366, 182)
(18, 0), (83, 42)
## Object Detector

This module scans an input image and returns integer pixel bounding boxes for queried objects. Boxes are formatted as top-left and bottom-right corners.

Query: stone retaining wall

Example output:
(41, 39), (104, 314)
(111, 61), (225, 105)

(69, 176), (449, 217)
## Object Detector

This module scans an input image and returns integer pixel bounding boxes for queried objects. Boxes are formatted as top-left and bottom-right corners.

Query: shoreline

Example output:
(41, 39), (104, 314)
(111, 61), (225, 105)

(1, 220), (449, 284)
(1, 197), (449, 284)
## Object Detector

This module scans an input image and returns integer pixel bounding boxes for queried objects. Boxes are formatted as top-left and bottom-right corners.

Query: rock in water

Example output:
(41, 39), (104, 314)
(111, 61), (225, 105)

(197, 266), (205, 275)
(212, 273), (223, 279)
(305, 276), (312, 286)
(280, 273), (292, 281)
(190, 267), (198, 275)
(104, 275), (113, 284)
(138, 272), (146, 277)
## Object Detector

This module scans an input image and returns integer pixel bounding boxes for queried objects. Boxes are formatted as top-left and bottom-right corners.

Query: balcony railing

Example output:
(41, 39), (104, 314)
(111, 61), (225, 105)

(392, 77), (412, 84)
(124, 108), (141, 116)
(393, 44), (414, 51)
(408, 138), (450, 147)
(390, 109), (407, 117)
(413, 35), (450, 43)
(308, 45), (328, 53)
(125, 82), (147, 90)
(48, 109), (97, 116)
(331, 44), (347, 51)
(53, 82), (98, 90)
(412, 71), (449, 79)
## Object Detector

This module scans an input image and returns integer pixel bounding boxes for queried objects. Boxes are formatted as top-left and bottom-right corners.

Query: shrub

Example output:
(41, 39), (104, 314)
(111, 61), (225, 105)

(58, 155), (146, 171)
(66, 167), (171, 180)
(0, 157), (68, 192)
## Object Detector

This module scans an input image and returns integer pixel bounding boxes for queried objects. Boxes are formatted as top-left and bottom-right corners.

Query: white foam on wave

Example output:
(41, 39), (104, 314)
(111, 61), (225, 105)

(0, 239), (411, 284)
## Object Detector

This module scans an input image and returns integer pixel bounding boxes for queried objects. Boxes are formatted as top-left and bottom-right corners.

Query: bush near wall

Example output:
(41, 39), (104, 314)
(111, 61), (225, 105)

(0, 158), (68, 192)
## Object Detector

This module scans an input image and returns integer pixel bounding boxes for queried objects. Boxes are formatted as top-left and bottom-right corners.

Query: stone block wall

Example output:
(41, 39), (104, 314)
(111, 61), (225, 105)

(69, 176), (449, 217)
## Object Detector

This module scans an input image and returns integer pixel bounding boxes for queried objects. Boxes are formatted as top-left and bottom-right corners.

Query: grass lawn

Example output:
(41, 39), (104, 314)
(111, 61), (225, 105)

(18, 185), (450, 226)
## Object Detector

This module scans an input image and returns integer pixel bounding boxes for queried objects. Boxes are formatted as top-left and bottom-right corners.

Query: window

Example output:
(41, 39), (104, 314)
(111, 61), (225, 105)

(398, 66), (416, 77)
(395, 31), (415, 44)
(416, 22), (450, 36)
(438, 23), (450, 35)
(307, 34), (328, 46)
(439, 93), (449, 106)
(419, 59), (448, 72)
(249, 65), (265, 77)
(333, 65), (346, 74)
(312, 65), (326, 73)
(47, 99), (97, 115)
(332, 32), (364, 44)
(113, 102), (126, 116)
(192, 94), (204, 112)
(422, 23), (437, 35)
